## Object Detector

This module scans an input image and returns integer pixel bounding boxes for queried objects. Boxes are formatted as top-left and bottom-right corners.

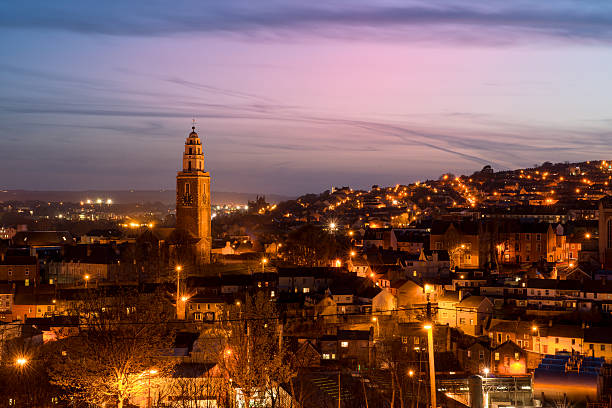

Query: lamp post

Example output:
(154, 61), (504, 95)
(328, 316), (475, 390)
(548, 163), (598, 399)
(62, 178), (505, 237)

(261, 258), (268, 273)
(371, 316), (379, 339)
(84, 274), (90, 288)
(175, 265), (182, 319)
(532, 325), (541, 355)
(147, 369), (158, 408)
(424, 323), (436, 408)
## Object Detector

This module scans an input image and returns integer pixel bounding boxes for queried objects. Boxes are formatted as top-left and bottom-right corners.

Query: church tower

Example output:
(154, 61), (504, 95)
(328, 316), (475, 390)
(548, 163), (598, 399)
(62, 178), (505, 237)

(176, 125), (212, 263)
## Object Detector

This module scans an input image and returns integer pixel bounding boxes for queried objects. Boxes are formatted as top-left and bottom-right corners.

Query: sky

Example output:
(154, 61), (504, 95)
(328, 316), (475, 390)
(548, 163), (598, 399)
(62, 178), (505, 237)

(1, 1), (612, 196)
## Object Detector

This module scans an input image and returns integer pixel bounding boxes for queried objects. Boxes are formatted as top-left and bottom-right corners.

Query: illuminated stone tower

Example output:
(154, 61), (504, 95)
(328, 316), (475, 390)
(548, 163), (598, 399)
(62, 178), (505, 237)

(176, 125), (211, 263)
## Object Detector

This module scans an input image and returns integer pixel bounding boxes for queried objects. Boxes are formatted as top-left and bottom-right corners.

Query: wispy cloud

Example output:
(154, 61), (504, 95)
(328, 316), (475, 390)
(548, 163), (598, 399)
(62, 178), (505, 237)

(2, 1), (612, 44)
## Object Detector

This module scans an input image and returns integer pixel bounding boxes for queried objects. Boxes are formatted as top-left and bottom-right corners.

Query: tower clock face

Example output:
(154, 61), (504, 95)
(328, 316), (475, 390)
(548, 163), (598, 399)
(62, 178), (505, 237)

(182, 193), (193, 205)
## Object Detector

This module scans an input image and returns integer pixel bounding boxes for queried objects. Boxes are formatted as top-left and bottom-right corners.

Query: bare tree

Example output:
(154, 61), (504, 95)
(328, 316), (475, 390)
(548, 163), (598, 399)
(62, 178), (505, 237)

(48, 289), (176, 407)
(217, 291), (293, 407)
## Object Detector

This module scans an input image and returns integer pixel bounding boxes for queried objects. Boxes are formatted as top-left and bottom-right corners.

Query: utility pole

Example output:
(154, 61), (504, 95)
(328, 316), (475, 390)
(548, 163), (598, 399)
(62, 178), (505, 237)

(425, 324), (436, 408)
(424, 285), (436, 408)
(338, 371), (341, 408)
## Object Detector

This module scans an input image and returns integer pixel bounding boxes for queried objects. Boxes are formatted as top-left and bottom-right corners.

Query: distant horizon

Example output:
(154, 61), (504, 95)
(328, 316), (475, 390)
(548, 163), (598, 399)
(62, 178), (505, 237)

(1, 157), (608, 198)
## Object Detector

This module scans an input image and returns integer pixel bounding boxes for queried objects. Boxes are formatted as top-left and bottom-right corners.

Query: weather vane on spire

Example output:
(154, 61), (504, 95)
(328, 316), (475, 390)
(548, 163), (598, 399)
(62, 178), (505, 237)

(191, 117), (197, 129)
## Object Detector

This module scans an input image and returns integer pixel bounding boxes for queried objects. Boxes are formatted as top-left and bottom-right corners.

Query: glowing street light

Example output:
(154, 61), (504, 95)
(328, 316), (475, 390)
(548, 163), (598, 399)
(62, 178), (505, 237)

(483, 367), (490, 378)
(84, 274), (90, 288)
(146, 368), (158, 408)
(408, 369), (414, 377)
(261, 257), (268, 272)
(424, 323), (436, 408)
(180, 296), (188, 302)
(15, 357), (28, 367)
(329, 222), (337, 231)
(585, 233), (591, 239)
(176, 265), (183, 319)
(350, 251), (356, 257)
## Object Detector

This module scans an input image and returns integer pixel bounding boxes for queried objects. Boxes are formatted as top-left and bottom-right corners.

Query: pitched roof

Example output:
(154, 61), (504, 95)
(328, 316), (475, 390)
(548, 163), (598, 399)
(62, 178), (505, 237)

(584, 327), (612, 343)
(337, 329), (370, 341)
(457, 295), (490, 308)
(439, 291), (460, 303)
(527, 279), (581, 291)
(12, 231), (72, 246)
(0, 256), (37, 266)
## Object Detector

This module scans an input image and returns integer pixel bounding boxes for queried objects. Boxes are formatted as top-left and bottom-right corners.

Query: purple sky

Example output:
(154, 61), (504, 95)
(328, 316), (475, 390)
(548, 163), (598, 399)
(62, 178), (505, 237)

(1, 1), (612, 195)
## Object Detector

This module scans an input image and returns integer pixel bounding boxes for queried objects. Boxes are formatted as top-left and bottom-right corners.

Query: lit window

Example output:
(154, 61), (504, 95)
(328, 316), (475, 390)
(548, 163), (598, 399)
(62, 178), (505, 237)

(303, 287), (310, 293)
(495, 352), (500, 361)
(341, 341), (349, 348)
(323, 353), (330, 360)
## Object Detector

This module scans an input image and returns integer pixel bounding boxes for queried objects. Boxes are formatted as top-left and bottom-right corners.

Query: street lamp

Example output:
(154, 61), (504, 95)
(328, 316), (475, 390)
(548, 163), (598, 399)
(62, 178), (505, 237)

(483, 367), (490, 378)
(84, 274), (90, 288)
(146, 368), (158, 408)
(176, 265), (183, 319)
(424, 323), (436, 408)
(261, 257), (268, 272)
(532, 325), (541, 354)
(15, 357), (28, 367)
(350, 251), (356, 257)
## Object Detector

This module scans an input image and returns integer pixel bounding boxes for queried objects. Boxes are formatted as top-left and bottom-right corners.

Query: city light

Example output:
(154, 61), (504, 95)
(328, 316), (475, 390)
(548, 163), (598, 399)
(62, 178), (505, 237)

(423, 323), (432, 330)
(176, 265), (182, 272)
(15, 357), (28, 367)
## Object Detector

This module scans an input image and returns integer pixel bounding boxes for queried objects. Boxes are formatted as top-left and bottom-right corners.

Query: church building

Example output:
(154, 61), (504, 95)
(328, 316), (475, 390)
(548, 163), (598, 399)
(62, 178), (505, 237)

(176, 125), (212, 263)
